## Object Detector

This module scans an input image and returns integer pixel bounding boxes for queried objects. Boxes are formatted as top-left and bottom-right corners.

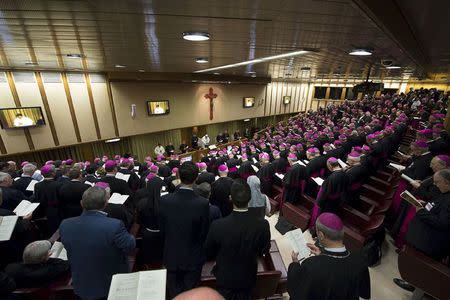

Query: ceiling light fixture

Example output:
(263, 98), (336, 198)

(244, 118), (251, 122)
(182, 32), (210, 41)
(66, 54), (83, 59)
(385, 66), (401, 69)
(349, 49), (372, 56)
(196, 57), (209, 64)
(105, 138), (121, 143)
(195, 50), (309, 73)
(115, 64), (126, 68)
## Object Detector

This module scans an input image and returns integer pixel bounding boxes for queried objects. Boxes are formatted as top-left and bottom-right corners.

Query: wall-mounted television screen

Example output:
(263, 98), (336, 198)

(147, 100), (170, 116)
(243, 97), (255, 108)
(0, 107), (45, 129)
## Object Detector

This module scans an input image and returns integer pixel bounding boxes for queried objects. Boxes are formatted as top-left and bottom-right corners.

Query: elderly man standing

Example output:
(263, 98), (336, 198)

(12, 163), (37, 197)
(60, 187), (135, 300)
(0, 172), (29, 211)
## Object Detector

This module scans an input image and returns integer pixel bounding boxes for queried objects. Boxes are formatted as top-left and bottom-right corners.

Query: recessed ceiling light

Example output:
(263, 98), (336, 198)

(115, 64), (126, 68)
(349, 49), (372, 56)
(196, 57), (209, 64)
(66, 54), (83, 59)
(25, 62), (38, 66)
(195, 50), (309, 73)
(182, 32), (210, 41)
(385, 66), (401, 69)
(105, 138), (120, 143)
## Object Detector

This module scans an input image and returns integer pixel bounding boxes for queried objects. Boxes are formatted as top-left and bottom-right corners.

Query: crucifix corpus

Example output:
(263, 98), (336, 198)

(204, 87), (218, 120)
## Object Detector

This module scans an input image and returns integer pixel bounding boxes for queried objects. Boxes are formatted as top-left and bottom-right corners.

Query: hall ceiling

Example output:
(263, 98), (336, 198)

(0, 0), (444, 81)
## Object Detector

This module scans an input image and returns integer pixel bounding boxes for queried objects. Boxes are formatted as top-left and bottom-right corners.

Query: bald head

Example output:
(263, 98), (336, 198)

(174, 287), (224, 300)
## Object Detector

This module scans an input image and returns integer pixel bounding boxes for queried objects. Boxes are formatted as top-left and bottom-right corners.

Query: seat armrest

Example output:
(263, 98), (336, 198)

(362, 184), (385, 196)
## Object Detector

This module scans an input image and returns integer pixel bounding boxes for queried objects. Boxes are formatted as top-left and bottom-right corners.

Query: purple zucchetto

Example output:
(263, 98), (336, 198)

(95, 182), (110, 189)
(150, 165), (159, 172)
(21, 161), (29, 167)
(40, 164), (54, 175)
(413, 140), (428, 148)
(306, 147), (319, 154)
(418, 129), (433, 136)
(437, 155), (450, 166)
(65, 159), (74, 165)
(45, 160), (54, 165)
(317, 213), (344, 231)
(348, 151), (361, 158)
(146, 173), (157, 180)
(104, 160), (117, 169)
(287, 153), (297, 160)
(362, 145), (371, 152)
(172, 167), (178, 174)
(218, 165), (228, 172)
(327, 157), (338, 163)
(259, 153), (270, 160)
(198, 162), (207, 169)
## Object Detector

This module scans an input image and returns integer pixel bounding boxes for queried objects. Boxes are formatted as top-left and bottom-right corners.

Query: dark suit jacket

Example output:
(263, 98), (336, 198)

(159, 188), (209, 270)
(0, 187), (29, 211)
(5, 258), (70, 288)
(117, 168), (140, 192)
(196, 172), (216, 184)
(100, 175), (132, 195)
(60, 210), (135, 300)
(205, 211), (271, 289)
(12, 176), (34, 197)
(59, 181), (90, 219)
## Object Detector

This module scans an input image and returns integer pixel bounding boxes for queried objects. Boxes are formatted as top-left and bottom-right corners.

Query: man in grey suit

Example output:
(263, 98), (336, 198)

(60, 187), (135, 300)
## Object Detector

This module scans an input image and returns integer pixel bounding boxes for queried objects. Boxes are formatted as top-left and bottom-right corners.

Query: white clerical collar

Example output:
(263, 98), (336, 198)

(21, 174), (31, 178)
(324, 246), (346, 253)
(233, 208), (248, 212)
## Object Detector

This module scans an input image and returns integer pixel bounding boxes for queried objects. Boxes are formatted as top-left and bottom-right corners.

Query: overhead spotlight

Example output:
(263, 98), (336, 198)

(115, 64), (126, 68)
(182, 32), (210, 41)
(244, 118), (251, 122)
(66, 54), (83, 59)
(196, 57), (209, 64)
(385, 66), (401, 69)
(349, 49), (372, 56)
(105, 138), (120, 143)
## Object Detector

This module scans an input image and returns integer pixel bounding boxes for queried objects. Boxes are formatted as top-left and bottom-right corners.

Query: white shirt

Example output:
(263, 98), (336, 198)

(13, 116), (34, 127)
(154, 145), (165, 156)
(202, 135), (210, 145)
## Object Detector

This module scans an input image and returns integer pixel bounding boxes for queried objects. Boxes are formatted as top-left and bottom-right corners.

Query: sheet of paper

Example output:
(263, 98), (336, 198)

(160, 192), (168, 196)
(312, 177), (324, 186)
(50, 241), (68, 260)
(134, 166), (139, 171)
(337, 159), (348, 169)
(137, 269), (167, 300)
(400, 190), (423, 208)
(303, 159), (309, 165)
(330, 144), (336, 149)
(26, 179), (39, 192)
(215, 175), (219, 181)
(0, 216), (18, 241)
(251, 165), (259, 172)
(109, 193), (129, 205)
(252, 157), (258, 164)
(236, 155), (242, 159)
(286, 228), (310, 259)
(13, 200), (40, 217)
(293, 160), (306, 167)
(389, 163), (406, 171)
(401, 174), (416, 185)
(208, 144), (217, 150)
(275, 173), (284, 180)
(116, 173), (131, 183)
(85, 181), (94, 187)
(397, 150), (407, 156)
(108, 272), (139, 300)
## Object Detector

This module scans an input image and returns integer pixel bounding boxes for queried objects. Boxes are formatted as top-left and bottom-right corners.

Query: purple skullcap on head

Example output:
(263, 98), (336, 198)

(156, 155), (164, 161)
(367, 134), (375, 140)
(288, 153), (297, 160)
(317, 213), (344, 231)
(273, 150), (280, 156)
(121, 158), (131, 165)
(172, 167), (178, 174)
(419, 129), (433, 136)
(218, 151), (224, 156)
(40, 164), (54, 175)
(45, 160), (54, 165)
(62, 160), (67, 165)
(21, 161), (29, 167)
(66, 159), (74, 165)
(146, 173), (157, 180)
(259, 153), (269, 160)
(218, 165), (228, 172)
(339, 134), (346, 140)
(150, 165), (159, 172)
(433, 113), (445, 119)
(437, 155), (450, 166)
(334, 140), (342, 146)
(362, 145), (371, 151)
(323, 143), (331, 147)
(327, 157), (338, 163)
(306, 148), (315, 153)
(296, 143), (303, 148)
(434, 123), (444, 128)
(242, 153), (248, 159)
(95, 182), (110, 189)
(199, 162), (207, 169)
(114, 155), (120, 160)
(84, 161), (91, 166)
(104, 160), (116, 169)
(348, 151), (361, 158)
(354, 146), (363, 153)
(414, 140), (428, 148)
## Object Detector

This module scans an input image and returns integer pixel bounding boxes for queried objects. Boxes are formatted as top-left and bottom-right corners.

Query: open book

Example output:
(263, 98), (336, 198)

(0, 216), (18, 241)
(275, 173), (284, 180)
(108, 269), (167, 300)
(26, 179), (39, 192)
(337, 159), (348, 169)
(293, 160), (306, 167)
(401, 174), (416, 185)
(50, 241), (68, 260)
(285, 228), (311, 259)
(13, 200), (40, 217)
(400, 190), (423, 208)
(109, 193), (129, 205)
(311, 177), (324, 186)
(251, 165), (259, 172)
(85, 181), (95, 187)
(303, 160), (309, 165)
(133, 166), (139, 171)
(389, 163), (406, 172)
(252, 157), (258, 164)
(116, 173), (131, 183)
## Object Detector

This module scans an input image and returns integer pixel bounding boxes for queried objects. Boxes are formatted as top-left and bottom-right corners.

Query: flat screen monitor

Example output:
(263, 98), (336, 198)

(243, 97), (255, 108)
(180, 155), (192, 163)
(147, 100), (170, 116)
(0, 107), (45, 129)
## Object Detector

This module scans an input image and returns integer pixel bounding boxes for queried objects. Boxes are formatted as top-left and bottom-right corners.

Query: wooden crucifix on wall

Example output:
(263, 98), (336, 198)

(204, 87), (217, 120)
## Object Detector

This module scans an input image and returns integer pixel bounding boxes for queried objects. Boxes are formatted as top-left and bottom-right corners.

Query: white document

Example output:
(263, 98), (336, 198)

(208, 144), (217, 150)
(293, 160), (306, 167)
(251, 165), (259, 172)
(215, 176), (220, 181)
(26, 179), (39, 192)
(397, 150), (407, 156)
(401, 174), (416, 185)
(85, 181), (95, 187)
(337, 159), (348, 169)
(161, 186), (166, 192)
(107, 269), (167, 300)
(133, 166), (139, 171)
(312, 177), (324, 186)
(0, 216), (18, 241)
(236, 165), (240, 169)
(236, 155), (242, 159)
(13, 200), (40, 217)
(330, 144), (336, 149)
(252, 157), (258, 164)
(286, 228), (311, 259)
(115, 173), (131, 183)
(275, 173), (284, 180)
(50, 241), (68, 260)
(389, 163), (406, 171)
(160, 192), (168, 196)
(303, 159), (309, 165)
(109, 193), (129, 205)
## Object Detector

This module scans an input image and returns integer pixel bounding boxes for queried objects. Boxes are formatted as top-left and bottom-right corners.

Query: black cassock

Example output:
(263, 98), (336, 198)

(237, 161), (256, 181)
(287, 249), (370, 300)
(402, 152), (433, 181)
(304, 156), (327, 198)
(413, 177), (441, 202)
(34, 179), (64, 235)
(196, 171), (216, 185)
(346, 164), (369, 206)
(428, 137), (449, 155)
(282, 164), (307, 204)
(210, 177), (234, 217)
(317, 170), (349, 214)
(256, 163), (274, 195)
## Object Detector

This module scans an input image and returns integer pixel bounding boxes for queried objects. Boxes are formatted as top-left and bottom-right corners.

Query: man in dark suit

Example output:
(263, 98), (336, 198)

(82, 165), (99, 185)
(100, 160), (131, 195)
(59, 168), (90, 219)
(12, 163), (36, 198)
(5, 240), (70, 288)
(0, 172), (29, 211)
(205, 180), (271, 300)
(159, 162), (210, 298)
(60, 186), (135, 300)
(56, 166), (71, 184)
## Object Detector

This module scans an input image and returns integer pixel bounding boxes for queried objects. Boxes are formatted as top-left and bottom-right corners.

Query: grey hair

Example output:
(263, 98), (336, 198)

(81, 187), (108, 211)
(316, 218), (344, 241)
(23, 240), (51, 264)
(0, 172), (11, 183)
(193, 182), (211, 200)
(22, 163), (37, 175)
(437, 169), (450, 182)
